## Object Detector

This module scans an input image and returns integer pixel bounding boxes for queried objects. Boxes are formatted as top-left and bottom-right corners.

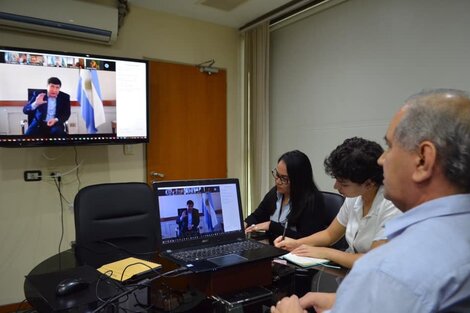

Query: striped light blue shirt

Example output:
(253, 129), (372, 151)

(46, 97), (57, 121)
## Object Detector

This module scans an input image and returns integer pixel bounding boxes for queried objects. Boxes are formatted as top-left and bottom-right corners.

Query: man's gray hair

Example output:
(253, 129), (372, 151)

(394, 88), (470, 192)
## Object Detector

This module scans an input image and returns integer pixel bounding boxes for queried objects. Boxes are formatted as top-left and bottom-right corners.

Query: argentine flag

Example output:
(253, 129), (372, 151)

(202, 193), (219, 232)
(77, 69), (105, 134)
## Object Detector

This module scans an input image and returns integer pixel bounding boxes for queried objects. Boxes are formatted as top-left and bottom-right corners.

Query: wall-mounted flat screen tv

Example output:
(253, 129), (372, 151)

(0, 46), (149, 147)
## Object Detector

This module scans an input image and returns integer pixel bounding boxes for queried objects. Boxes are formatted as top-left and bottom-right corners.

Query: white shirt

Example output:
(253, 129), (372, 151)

(336, 186), (401, 253)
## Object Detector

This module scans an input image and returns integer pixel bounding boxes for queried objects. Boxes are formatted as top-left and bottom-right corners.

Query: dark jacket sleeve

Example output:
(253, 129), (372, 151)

(23, 91), (41, 115)
(244, 187), (277, 227)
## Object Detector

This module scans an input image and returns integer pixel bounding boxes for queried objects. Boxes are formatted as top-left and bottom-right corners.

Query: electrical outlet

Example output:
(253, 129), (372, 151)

(123, 144), (134, 155)
(24, 170), (42, 181)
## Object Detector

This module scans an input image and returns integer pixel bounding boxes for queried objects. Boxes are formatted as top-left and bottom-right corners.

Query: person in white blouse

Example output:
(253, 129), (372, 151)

(274, 137), (402, 269)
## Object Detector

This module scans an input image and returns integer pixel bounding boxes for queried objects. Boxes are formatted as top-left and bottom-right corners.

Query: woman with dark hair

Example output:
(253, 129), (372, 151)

(275, 137), (401, 268)
(245, 150), (330, 243)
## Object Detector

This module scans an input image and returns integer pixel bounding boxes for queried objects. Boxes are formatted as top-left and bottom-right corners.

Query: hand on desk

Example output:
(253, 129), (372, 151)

(271, 292), (336, 313)
(270, 294), (305, 313)
(300, 292), (336, 313)
(245, 221), (270, 234)
(273, 236), (300, 251)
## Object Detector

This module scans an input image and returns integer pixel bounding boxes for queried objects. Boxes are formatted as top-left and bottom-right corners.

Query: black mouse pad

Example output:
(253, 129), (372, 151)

(25, 265), (121, 311)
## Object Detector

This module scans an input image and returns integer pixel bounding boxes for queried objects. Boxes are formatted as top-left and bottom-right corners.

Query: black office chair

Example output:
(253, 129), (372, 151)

(306, 192), (350, 294)
(294, 191), (347, 297)
(73, 182), (158, 268)
(322, 191), (348, 251)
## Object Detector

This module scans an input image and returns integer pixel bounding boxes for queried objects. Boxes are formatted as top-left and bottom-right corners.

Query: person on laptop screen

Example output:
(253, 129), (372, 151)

(274, 138), (402, 269)
(176, 200), (200, 237)
(245, 150), (330, 244)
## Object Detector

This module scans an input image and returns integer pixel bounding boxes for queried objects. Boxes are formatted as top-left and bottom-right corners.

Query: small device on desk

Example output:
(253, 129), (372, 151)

(55, 277), (90, 296)
(212, 286), (273, 313)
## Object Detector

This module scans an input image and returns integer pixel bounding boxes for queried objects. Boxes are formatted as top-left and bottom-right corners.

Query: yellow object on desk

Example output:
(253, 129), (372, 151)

(97, 257), (162, 282)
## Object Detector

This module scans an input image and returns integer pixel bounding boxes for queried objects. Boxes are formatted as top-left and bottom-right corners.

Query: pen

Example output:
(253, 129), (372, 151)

(281, 220), (288, 241)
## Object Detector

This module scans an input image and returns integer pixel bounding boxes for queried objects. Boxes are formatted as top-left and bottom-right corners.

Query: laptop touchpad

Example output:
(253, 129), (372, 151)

(209, 254), (247, 266)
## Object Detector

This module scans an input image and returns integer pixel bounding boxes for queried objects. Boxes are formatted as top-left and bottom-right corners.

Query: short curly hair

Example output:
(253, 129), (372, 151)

(324, 137), (384, 185)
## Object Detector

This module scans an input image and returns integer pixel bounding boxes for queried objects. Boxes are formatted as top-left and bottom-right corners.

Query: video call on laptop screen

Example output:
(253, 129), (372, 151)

(154, 180), (243, 245)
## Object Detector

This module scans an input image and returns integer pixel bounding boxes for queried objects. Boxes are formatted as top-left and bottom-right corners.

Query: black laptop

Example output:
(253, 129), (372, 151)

(153, 178), (286, 273)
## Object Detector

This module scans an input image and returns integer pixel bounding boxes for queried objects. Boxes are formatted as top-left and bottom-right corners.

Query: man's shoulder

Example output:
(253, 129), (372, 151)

(58, 91), (70, 99)
(356, 218), (470, 283)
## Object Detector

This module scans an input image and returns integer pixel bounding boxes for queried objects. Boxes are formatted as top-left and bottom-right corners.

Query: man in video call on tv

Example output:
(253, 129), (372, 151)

(176, 200), (200, 237)
(23, 77), (71, 136)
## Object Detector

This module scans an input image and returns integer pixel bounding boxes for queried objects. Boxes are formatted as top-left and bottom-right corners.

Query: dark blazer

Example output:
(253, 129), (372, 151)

(176, 208), (200, 234)
(245, 187), (330, 243)
(23, 90), (71, 136)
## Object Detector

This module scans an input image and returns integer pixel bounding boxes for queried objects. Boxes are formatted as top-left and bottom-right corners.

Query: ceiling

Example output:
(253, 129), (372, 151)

(127, 0), (293, 29)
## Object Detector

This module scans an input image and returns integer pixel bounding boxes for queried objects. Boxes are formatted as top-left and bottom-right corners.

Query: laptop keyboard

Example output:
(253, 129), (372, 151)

(172, 240), (265, 262)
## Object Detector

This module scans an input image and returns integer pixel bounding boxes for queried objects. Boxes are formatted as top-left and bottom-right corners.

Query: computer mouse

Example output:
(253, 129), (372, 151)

(55, 277), (90, 297)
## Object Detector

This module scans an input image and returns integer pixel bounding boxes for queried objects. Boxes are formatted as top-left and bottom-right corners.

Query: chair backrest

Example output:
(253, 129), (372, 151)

(28, 88), (46, 102)
(321, 191), (349, 251)
(74, 182), (158, 267)
(25, 89), (46, 123)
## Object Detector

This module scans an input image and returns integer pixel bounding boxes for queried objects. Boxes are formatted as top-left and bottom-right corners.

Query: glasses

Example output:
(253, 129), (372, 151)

(271, 168), (289, 185)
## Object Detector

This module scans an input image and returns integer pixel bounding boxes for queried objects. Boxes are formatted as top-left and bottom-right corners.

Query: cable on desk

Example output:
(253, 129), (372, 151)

(96, 270), (127, 304)
(92, 266), (188, 313)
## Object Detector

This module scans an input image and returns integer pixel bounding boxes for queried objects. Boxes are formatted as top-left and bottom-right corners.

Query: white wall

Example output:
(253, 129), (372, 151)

(269, 0), (470, 191)
(0, 5), (242, 305)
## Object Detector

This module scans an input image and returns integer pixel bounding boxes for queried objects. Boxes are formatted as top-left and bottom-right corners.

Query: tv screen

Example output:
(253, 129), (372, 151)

(0, 46), (149, 147)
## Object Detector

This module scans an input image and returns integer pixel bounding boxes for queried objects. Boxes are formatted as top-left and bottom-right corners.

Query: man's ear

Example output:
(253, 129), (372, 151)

(412, 141), (436, 182)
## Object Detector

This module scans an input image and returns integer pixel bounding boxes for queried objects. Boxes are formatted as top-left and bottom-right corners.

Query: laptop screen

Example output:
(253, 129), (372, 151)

(153, 178), (244, 249)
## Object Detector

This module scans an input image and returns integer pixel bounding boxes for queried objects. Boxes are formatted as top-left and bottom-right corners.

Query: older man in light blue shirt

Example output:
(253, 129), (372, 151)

(271, 88), (470, 313)
(332, 194), (470, 312)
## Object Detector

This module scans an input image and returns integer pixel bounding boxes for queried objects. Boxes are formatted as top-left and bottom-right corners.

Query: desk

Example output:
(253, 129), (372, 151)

(24, 250), (347, 313)
(23, 249), (143, 313)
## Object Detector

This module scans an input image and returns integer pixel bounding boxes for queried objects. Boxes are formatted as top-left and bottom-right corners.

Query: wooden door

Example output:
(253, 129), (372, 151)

(146, 61), (227, 183)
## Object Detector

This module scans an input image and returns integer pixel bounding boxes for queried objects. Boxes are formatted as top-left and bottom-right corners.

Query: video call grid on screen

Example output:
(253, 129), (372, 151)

(0, 46), (148, 146)
(156, 182), (242, 242)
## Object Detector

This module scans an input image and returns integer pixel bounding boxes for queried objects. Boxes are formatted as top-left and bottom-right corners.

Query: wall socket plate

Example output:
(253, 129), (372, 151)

(24, 170), (42, 181)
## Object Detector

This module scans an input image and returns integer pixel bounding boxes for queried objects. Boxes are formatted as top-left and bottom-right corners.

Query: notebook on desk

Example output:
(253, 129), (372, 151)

(281, 252), (330, 268)
(153, 178), (286, 273)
